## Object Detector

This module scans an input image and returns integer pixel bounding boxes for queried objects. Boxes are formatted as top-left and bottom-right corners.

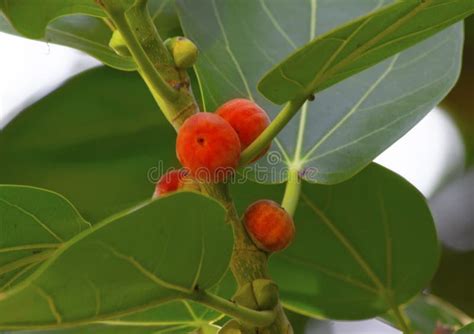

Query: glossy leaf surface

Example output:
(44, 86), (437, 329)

(0, 192), (231, 330)
(177, 0), (463, 184)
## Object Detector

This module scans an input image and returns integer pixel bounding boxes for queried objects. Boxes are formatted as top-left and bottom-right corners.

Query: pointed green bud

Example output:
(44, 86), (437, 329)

(232, 279), (279, 311)
(252, 279), (279, 310)
(232, 282), (258, 310)
(164, 36), (199, 69)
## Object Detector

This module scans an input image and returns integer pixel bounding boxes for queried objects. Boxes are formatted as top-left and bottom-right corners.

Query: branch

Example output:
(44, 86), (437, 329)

(99, 0), (196, 129)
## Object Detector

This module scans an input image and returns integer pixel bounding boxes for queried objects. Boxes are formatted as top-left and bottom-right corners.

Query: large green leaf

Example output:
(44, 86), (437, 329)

(177, 0), (463, 184)
(258, 0), (474, 104)
(0, 192), (231, 330)
(23, 272), (234, 334)
(230, 164), (439, 320)
(0, 67), (178, 222)
(0, 0), (105, 38)
(0, 0), (181, 71)
(0, 268), (235, 334)
(2, 300), (224, 333)
(0, 186), (90, 293)
(0, 13), (136, 71)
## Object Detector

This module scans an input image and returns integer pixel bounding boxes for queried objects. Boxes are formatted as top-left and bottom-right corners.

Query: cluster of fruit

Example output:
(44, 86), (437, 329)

(154, 96), (294, 253)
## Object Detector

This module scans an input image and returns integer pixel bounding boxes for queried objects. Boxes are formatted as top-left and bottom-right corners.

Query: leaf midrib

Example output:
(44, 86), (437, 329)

(301, 193), (387, 295)
(311, 0), (431, 93)
(0, 198), (64, 242)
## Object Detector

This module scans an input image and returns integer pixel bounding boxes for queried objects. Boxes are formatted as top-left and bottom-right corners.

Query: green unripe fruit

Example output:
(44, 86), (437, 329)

(109, 30), (131, 57)
(165, 36), (199, 69)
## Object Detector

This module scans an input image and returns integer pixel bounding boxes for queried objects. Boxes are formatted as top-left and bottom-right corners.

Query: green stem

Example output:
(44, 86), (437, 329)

(105, 3), (177, 101)
(239, 96), (307, 166)
(190, 289), (276, 327)
(200, 183), (293, 333)
(100, 0), (196, 129)
(0, 250), (55, 277)
(392, 305), (413, 334)
(281, 168), (301, 216)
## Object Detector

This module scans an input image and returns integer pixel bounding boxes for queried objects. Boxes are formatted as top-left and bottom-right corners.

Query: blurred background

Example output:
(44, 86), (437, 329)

(0, 12), (473, 334)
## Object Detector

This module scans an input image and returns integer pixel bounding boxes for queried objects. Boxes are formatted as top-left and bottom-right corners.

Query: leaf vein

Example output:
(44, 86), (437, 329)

(190, 232), (205, 290)
(0, 262), (40, 292)
(301, 193), (386, 293)
(212, 0), (254, 100)
(0, 198), (64, 242)
(34, 285), (62, 324)
(279, 254), (378, 294)
(151, 0), (171, 21)
(100, 243), (192, 294)
(302, 54), (398, 162)
(303, 58), (456, 164)
(0, 243), (60, 254)
(260, 0), (297, 49)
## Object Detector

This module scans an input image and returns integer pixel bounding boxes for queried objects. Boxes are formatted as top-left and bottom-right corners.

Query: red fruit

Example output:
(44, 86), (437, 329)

(176, 113), (241, 182)
(244, 200), (295, 253)
(153, 169), (188, 197)
(216, 98), (271, 162)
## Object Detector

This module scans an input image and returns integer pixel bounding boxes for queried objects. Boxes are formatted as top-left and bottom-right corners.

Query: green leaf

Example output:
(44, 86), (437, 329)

(0, 0), (181, 71)
(230, 164), (439, 319)
(258, 0), (474, 104)
(285, 310), (310, 334)
(0, 186), (90, 293)
(0, 67), (178, 222)
(0, 0), (105, 39)
(177, 0), (463, 184)
(147, 0), (183, 42)
(0, 192), (231, 330)
(457, 323), (474, 334)
(2, 301), (223, 333)
(43, 16), (136, 71)
(382, 294), (468, 334)
(0, 271), (234, 333)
